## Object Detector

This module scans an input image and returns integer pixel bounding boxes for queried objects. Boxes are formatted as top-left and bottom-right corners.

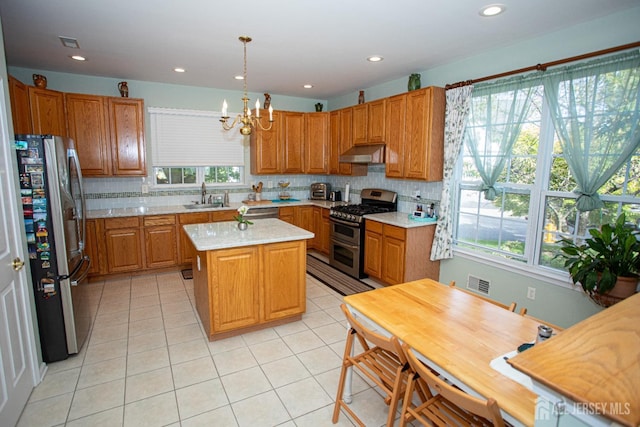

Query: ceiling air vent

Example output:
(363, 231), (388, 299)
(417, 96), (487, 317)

(467, 274), (490, 295)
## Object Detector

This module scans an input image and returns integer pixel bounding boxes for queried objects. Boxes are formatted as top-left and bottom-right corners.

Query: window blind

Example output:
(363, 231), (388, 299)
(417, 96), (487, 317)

(149, 107), (245, 167)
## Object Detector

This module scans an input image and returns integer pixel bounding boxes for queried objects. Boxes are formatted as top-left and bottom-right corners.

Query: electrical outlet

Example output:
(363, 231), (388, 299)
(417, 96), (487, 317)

(527, 287), (536, 300)
(267, 181), (273, 188)
(412, 189), (421, 198)
(141, 184), (149, 194)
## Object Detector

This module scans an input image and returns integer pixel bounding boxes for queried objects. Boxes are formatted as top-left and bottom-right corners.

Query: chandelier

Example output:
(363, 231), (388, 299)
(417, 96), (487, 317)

(220, 36), (274, 136)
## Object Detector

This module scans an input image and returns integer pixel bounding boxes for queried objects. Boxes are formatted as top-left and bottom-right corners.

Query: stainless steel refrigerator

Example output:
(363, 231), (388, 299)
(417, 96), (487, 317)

(14, 134), (91, 362)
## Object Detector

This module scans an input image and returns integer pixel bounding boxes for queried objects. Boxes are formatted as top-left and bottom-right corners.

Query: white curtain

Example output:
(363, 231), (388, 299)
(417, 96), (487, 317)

(431, 85), (473, 261)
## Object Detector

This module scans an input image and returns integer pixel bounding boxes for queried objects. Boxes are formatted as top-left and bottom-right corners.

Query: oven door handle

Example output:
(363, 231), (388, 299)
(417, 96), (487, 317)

(330, 217), (362, 228)
(331, 238), (359, 250)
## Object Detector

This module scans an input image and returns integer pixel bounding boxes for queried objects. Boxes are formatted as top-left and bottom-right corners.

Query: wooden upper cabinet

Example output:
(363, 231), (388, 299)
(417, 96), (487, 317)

(337, 107), (367, 176)
(328, 110), (341, 175)
(385, 93), (407, 178)
(250, 110), (282, 174)
(404, 87), (445, 181)
(352, 99), (386, 145)
(304, 112), (329, 174)
(8, 76), (32, 134)
(281, 112), (304, 173)
(28, 86), (66, 136)
(107, 97), (146, 176)
(65, 93), (111, 176)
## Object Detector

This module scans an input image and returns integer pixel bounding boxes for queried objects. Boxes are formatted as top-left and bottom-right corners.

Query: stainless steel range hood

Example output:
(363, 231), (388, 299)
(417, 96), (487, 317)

(339, 143), (385, 164)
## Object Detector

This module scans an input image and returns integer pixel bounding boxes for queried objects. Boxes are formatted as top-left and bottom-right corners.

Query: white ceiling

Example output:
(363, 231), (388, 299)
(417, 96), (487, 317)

(0, 0), (637, 99)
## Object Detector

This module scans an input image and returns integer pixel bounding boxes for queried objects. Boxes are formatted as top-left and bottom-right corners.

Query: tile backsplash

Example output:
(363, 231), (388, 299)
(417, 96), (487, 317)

(84, 165), (442, 214)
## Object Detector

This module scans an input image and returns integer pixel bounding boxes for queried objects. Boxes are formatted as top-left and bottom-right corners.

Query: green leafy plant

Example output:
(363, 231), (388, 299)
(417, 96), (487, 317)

(558, 213), (640, 295)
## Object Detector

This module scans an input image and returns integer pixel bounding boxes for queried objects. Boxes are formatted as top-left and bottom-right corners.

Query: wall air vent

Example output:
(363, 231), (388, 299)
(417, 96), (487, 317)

(467, 274), (490, 295)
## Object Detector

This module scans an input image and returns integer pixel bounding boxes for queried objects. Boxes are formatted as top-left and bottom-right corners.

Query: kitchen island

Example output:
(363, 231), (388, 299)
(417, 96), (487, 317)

(183, 218), (314, 340)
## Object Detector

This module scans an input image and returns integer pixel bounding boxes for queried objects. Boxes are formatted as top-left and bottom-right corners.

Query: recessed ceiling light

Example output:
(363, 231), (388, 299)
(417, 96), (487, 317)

(303, 84), (313, 89)
(59, 36), (79, 49)
(480, 4), (505, 16)
(234, 75), (244, 80)
(70, 55), (86, 61)
(174, 67), (185, 73)
(367, 56), (384, 62)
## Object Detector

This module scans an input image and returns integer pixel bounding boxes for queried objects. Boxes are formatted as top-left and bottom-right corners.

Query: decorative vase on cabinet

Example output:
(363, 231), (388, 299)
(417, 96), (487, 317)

(408, 73), (421, 91)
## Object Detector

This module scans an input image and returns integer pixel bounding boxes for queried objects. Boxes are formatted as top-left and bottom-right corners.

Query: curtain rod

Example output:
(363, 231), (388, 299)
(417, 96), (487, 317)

(444, 41), (640, 90)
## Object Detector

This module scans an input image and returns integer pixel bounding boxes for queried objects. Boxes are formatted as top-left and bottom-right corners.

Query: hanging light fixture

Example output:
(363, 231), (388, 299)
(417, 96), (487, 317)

(220, 36), (274, 136)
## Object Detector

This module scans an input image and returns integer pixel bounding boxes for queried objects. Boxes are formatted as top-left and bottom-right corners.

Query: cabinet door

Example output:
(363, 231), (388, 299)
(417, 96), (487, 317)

(404, 87), (445, 181)
(385, 94), (406, 178)
(85, 219), (106, 276)
(279, 206), (295, 224)
(352, 103), (368, 145)
(105, 228), (144, 273)
(210, 247), (260, 332)
(320, 208), (331, 255)
(8, 76), (32, 134)
(367, 99), (386, 142)
(364, 230), (383, 279)
(28, 87), (66, 136)
(145, 225), (177, 268)
(328, 110), (341, 174)
(250, 110), (282, 174)
(107, 97), (146, 176)
(66, 93), (111, 176)
(282, 112), (304, 173)
(210, 210), (236, 222)
(262, 240), (306, 321)
(304, 112), (329, 174)
(296, 206), (314, 231)
(364, 220), (383, 279)
(381, 235), (406, 285)
(178, 212), (210, 265)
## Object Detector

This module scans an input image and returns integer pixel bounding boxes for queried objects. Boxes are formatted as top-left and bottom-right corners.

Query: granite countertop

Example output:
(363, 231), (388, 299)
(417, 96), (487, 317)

(86, 199), (346, 219)
(365, 212), (438, 228)
(183, 218), (314, 251)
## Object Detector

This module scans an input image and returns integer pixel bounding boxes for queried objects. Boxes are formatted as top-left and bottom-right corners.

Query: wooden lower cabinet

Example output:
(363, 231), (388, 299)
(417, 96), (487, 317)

(262, 240), (307, 321)
(143, 215), (177, 268)
(364, 221), (440, 285)
(210, 247), (261, 332)
(194, 240), (307, 340)
(279, 206), (295, 224)
(104, 217), (144, 273)
(85, 219), (106, 276)
(313, 207), (330, 255)
(278, 205), (329, 254)
(178, 212), (210, 265)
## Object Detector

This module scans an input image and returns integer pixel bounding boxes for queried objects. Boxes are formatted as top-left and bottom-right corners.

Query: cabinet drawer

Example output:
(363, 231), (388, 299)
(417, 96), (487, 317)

(211, 211), (236, 222)
(143, 214), (176, 226)
(384, 224), (406, 240)
(179, 212), (210, 224)
(365, 220), (383, 234)
(104, 216), (140, 230)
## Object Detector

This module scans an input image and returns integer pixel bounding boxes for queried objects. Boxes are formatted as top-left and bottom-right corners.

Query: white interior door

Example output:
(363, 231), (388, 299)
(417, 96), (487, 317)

(0, 76), (40, 425)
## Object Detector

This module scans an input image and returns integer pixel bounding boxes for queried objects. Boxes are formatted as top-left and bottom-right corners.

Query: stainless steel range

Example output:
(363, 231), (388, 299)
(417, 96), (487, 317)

(329, 188), (397, 278)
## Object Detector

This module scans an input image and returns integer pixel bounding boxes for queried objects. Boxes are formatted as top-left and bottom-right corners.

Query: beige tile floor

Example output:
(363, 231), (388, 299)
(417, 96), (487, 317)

(17, 262), (402, 427)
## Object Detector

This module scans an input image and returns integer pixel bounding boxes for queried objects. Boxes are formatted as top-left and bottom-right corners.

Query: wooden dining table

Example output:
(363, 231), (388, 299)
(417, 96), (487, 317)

(343, 278), (541, 426)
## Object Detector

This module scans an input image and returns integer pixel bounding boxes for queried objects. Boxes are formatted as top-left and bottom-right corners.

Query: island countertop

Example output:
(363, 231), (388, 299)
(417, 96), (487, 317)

(183, 218), (314, 251)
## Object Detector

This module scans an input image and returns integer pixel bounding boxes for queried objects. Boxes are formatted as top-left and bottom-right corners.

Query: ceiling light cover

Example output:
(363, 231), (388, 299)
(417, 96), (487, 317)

(59, 36), (79, 49)
(367, 56), (384, 62)
(174, 67), (185, 73)
(303, 84), (313, 89)
(70, 55), (86, 61)
(480, 4), (505, 16)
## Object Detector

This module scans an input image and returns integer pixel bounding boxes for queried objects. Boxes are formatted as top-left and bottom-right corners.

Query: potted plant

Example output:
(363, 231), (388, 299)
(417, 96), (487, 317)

(558, 213), (640, 307)
(234, 205), (253, 230)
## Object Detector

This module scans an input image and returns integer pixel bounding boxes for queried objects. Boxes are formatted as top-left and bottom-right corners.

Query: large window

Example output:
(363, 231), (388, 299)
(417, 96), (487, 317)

(454, 52), (640, 276)
(148, 107), (245, 187)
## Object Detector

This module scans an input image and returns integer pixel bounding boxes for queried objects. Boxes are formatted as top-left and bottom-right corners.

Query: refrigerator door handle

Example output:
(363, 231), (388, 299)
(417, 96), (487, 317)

(58, 255), (90, 283)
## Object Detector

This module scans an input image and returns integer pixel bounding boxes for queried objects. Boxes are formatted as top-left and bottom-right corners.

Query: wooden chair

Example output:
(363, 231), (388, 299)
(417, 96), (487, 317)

(519, 307), (564, 331)
(400, 343), (506, 427)
(333, 303), (412, 427)
(449, 281), (516, 312)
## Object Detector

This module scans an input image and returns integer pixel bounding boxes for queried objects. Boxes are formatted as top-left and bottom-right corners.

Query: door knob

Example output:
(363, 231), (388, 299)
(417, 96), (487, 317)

(12, 257), (25, 271)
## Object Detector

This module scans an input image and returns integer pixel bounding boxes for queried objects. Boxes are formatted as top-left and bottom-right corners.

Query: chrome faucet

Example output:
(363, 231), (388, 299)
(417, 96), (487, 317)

(201, 182), (206, 204)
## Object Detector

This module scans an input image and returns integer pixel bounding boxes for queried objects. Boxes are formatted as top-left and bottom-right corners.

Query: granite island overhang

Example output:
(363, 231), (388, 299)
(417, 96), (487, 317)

(183, 218), (314, 340)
